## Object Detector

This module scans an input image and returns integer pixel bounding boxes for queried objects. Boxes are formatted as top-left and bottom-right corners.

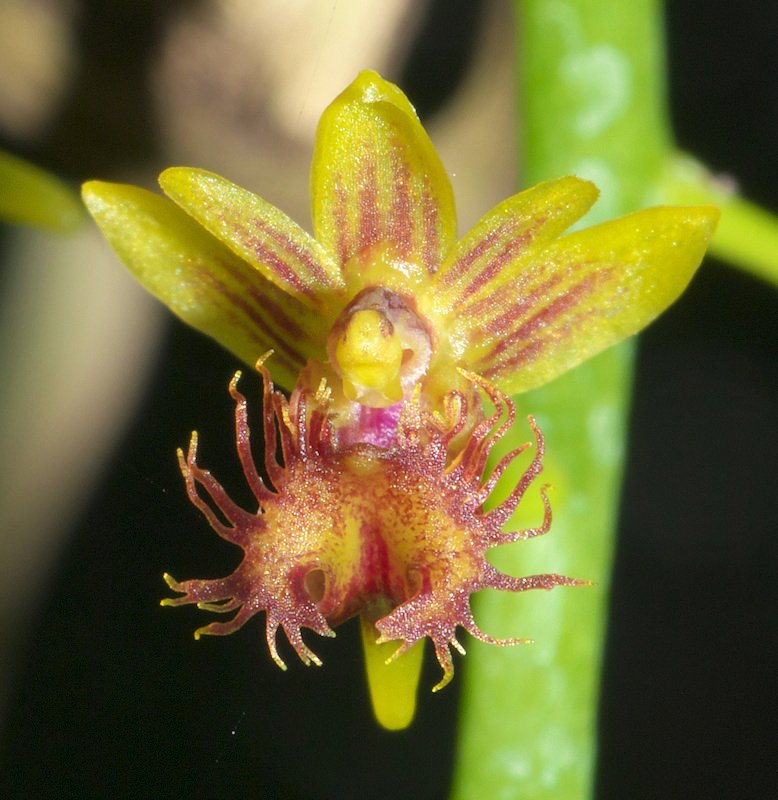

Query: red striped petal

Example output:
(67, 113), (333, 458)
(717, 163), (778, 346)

(82, 181), (326, 389)
(159, 167), (344, 306)
(445, 204), (719, 394)
(311, 70), (456, 274)
(433, 176), (598, 313)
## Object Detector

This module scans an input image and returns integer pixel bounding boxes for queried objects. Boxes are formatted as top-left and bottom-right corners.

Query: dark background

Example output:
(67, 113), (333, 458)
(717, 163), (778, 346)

(1, 1), (776, 798)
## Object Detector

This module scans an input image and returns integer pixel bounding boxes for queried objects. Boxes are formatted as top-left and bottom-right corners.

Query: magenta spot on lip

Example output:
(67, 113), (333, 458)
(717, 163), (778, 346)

(339, 403), (404, 449)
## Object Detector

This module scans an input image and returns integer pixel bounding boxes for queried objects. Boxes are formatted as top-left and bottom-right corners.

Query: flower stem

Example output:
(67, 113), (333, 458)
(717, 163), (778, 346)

(661, 152), (778, 287)
(0, 150), (83, 232)
(451, 1), (670, 797)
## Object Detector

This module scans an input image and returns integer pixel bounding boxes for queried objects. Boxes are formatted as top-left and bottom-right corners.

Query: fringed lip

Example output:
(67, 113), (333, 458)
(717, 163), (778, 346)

(162, 364), (583, 695)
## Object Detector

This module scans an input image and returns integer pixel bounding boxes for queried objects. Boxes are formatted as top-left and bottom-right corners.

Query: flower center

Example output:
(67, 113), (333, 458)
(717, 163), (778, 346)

(327, 286), (433, 407)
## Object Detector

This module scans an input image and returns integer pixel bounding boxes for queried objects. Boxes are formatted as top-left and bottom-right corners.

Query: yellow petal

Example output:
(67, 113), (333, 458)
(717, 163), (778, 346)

(450, 205), (720, 394)
(311, 70), (456, 273)
(433, 176), (599, 313)
(359, 616), (424, 731)
(159, 167), (344, 306)
(82, 181), (323, 388)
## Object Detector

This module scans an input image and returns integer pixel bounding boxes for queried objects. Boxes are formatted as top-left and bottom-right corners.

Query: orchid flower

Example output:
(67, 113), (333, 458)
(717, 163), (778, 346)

(82, 70), (717, 729)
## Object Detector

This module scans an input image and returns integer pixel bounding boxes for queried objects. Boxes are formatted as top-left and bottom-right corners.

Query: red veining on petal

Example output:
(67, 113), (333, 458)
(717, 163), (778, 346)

(479, 267), (572, 338)
(458, 231), (536, 301)
(389, 144), (412, 257)
(481, 338), (546, 377)
(463, 268), (536, 321)
(242, 288), (307, 346)
(438, 217), (546, 296)
(478, 269), (611, 377)
(213, 255), (310, 344)
(237, 221), (315, 298)
(334, 179), (351, 266)
(422, 178), (440, 273)
(193, 259), (303, 372)
(252, 216), (336, 289)
(486, 282), (592, 362)
(357, 152), (381, 254)
(438, 223), (509, 290)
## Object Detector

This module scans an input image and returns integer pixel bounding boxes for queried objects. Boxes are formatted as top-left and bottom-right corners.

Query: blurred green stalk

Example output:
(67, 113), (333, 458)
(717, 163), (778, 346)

(451, 1), (670, 797)
(0, 150), (83, 231)
(661, 152), (778, 287)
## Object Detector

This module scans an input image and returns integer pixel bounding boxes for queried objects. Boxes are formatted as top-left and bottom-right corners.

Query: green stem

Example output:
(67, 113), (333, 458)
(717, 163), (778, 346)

(451, 1), (670, 797)
(0, 150), (83, 232)
(661, 152), (778, 287)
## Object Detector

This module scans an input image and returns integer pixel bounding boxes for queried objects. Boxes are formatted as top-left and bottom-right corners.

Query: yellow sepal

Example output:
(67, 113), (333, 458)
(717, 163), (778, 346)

(82, 180), (321, 389)
(311, 70), (457, 272)
(359, 616), (424, 731)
